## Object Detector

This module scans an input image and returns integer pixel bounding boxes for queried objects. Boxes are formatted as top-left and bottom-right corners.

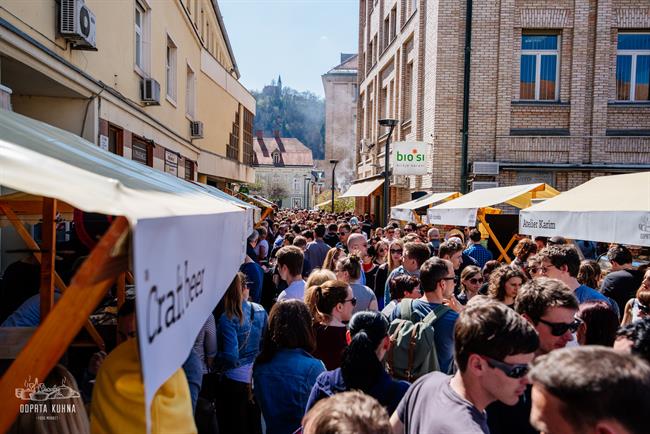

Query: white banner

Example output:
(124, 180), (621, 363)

(390, 207), (415, 222)
(520, 210), (650, 247)
(392, 141), (428, 176)
(427, 207), (479, 226)
(133, 212), (246, 428)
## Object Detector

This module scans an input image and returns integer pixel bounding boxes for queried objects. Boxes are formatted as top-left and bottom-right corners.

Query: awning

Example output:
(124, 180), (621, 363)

(520, 172), (650, 246)
(340, 178), (384, 198)
(391, 192), (461, 221)
(251, 194), (276, 208)
(195, 183), (261, 230)
(427, 183), (559, 226)
(240, 192), (274, 210)
(315, 199), (331, 208)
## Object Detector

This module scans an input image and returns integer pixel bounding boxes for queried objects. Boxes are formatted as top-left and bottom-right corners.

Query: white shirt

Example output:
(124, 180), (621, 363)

(277, 280), (306, 302)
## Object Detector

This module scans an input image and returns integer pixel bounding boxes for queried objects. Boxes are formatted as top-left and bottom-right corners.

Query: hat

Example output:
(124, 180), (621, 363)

(445, 229), (464, 241)
(90, 339), (197, 434)
(349, 217), (359, 225)
(548, 236), (567, 245)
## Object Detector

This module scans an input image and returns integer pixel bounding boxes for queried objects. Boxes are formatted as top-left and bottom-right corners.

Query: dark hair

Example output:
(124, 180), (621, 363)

(469, 229), (481, 243)
(341, 312), (390, 393)
(276, 245), (304, 276)
(255, 300), (315, 365)
(537, 245), (581, 277)
(454, 299), (539, 372)
(438, 240), (464, 259)
(312, 280), (350, 322)
(302, 230), (314, 240)
(292, 223), (302, 234)
(257, 226), (268, 238)
(482, 260), (501, 277)
(529, 347), (650, 434)
(617, 318), (650, 364)
(389, 275), (420, 301)
(513, 238), (537, 261)
(578, 260), (601, 289)
(327, 223), (338, 232)
(488, 265), (527, 301)
(419, 257), (451, 293)
(577, 301), (619, 346)
(337, 254), (362, 280)
(315, 224), (326, 238)
(293, 235), (308, 248)
(302, 391), (391, 434)
(607, 244), (633, 266)
(403, 242), (431, 267)
(515, 278), (579, 322)
(338, 223), (351, 232)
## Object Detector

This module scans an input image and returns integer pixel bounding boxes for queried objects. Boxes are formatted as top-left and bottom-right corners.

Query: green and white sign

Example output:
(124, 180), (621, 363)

(392, 141), (428, 175)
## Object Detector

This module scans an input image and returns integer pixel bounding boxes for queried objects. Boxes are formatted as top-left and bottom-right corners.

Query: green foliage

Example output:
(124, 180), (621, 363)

(251, 82), (325, 159)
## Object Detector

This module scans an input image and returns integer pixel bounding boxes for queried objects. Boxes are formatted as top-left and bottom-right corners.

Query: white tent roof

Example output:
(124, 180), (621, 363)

(520, 172), (650, 246)
(0, 109), (248, 225)
(427, 183), (559, 226)
(391, 192), (459, 221)
(340, 178), (384, 198)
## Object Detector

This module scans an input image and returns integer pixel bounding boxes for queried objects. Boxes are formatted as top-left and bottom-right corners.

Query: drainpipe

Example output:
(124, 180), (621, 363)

(460, 0), (473, 193)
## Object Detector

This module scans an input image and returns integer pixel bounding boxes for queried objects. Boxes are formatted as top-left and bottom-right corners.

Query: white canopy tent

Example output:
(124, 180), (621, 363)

(340, 178), (384, 198)
(520, 172), (650, 247)
(427, 183), (559, 262)
(0, 109), (248, 429)
(391, 192), (461, 222)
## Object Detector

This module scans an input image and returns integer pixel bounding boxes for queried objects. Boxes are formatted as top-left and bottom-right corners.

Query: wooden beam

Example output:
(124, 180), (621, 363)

(0, 203), (105, 349)
(117, 273), (126, 309)
(0, 216), (129, 433)
(39, 198), (56, 321)
(497, 235), (518, 262)
(477, 213), (512, 264)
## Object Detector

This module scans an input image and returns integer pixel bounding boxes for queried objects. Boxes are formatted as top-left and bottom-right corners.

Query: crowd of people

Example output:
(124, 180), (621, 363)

(3, 208), (650, 434)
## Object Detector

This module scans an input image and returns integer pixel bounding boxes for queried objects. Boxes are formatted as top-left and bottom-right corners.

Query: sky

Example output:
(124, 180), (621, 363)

(219, 0), (359, 97)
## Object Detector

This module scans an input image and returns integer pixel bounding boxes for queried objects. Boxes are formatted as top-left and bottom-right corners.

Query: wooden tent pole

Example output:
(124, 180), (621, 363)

(39, 198), (56, 321)
(0, 216), (129, 433)
(497, 235), (518, 262)
(477, 213), (512, 264)
(0, 203), (105, 349)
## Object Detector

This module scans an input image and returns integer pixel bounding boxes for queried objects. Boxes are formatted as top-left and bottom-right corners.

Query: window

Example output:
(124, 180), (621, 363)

(293, 178), (300, 192)
(243, 109), (254, 165)
(520, 35), (559, 101)
(132, 137), (152, 166)
(107, 125), (123, 156)
(135, 4), (144, 69)
(352, 83), (358, 102)
(186, 65), (196, 118)
(403, 62), (413, 121)
(390, 7), (397, 42)
(166, 36), (177, 101)
(272, 152), (281, 165)
(383, 16), (390, 50)
(184, 159), (195, 181)
(616, 33), (650, 101)
(227, 111), (240, 161)
(381, 85), (388, 119)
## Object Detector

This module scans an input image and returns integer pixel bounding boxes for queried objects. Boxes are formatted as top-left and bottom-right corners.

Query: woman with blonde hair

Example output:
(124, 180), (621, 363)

(323, 247), (346, 272)
(373, 239), (404, 310)
(621, 269), (650, 326)
(304, 268), (337, 321)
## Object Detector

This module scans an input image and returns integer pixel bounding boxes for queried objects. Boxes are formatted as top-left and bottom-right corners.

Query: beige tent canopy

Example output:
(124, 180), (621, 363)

(391, 192), (461, 222)
(520, 172), (650, 247)
(340, 178), (384, 198)
(427, 183), (560, 262)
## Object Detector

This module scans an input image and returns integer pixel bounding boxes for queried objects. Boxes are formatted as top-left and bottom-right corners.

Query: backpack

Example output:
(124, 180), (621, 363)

(386, 299), (450, 382)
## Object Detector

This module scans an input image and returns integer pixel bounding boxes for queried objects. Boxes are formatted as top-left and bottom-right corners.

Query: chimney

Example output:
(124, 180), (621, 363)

(256, 130), (263, 140)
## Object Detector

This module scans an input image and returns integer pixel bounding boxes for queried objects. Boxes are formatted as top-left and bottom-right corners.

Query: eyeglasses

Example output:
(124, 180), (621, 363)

(480, 355), (530, 379)
(343, 297), (357, 306)
(537, 317), (582, 336)
(468, 277), (484, 285)
(390, 249), (403, 255)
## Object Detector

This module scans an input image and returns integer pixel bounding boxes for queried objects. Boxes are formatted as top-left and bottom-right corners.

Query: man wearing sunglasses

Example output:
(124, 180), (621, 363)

(487, 277), (579, 434)
(335, 223), (351, 252)
(391, 300), (539, 434)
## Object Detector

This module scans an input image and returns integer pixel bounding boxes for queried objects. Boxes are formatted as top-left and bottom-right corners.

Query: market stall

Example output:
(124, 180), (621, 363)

(427, 183), (559, 262)
(0, 109), (249, 431)
(390, 192), (461, 222)
(519, 172), (650, 247)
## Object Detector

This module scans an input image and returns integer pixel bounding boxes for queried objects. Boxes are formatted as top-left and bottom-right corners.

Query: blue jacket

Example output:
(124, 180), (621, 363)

(215, 301), (268, 371)
(305, 367), (409, 416)
(253, 348), (325, 434)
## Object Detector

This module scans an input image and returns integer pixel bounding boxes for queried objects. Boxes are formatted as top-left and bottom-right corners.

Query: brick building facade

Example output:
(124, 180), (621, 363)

(355, 0), (650, 220)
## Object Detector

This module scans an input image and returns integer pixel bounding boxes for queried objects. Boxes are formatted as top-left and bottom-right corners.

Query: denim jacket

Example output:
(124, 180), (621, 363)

(253, 348), (325, 434)
(215, 301), (268, 371)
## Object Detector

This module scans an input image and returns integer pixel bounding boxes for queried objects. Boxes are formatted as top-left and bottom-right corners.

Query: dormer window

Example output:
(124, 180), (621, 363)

(272, 151), (281, 165)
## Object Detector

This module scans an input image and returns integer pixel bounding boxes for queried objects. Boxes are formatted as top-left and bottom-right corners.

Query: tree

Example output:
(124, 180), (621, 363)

(263, 182), (289, 204)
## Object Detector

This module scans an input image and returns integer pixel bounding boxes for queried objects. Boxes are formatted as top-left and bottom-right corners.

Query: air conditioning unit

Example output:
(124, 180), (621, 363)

(472, 181), (499, 191)
(472, 161), (500, 176)
(140, 78), (161, 105)
(190, 121), (204, 138)
(59, 0), (96, 49)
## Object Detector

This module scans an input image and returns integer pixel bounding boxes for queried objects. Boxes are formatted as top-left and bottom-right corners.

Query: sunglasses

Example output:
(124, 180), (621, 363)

(378, 249), (387, 253)
(481, 356), (530, 379)
(343, 297), (357, 306)
(390, 249), (403, 254)
(468, 277), (484, 285)
(403, 229), (413, 233)
(537, 318), (582, 336)
(339, 232), (349, 236)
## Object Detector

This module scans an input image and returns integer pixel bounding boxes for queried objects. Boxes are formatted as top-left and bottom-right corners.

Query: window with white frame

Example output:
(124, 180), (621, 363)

(166, 36), (177, 101)
(293, 177), (300, 193)
(186, 65), (196, 118)
(616, 33), (650, 101)
(134, 2), (150, 73)
(520, 34), (560, 101)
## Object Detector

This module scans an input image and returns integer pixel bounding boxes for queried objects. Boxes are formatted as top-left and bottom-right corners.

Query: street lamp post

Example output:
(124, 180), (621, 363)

(303, 175), (310, 209)
(329, 159), (339, 213)
(378, 118), (399, 226)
